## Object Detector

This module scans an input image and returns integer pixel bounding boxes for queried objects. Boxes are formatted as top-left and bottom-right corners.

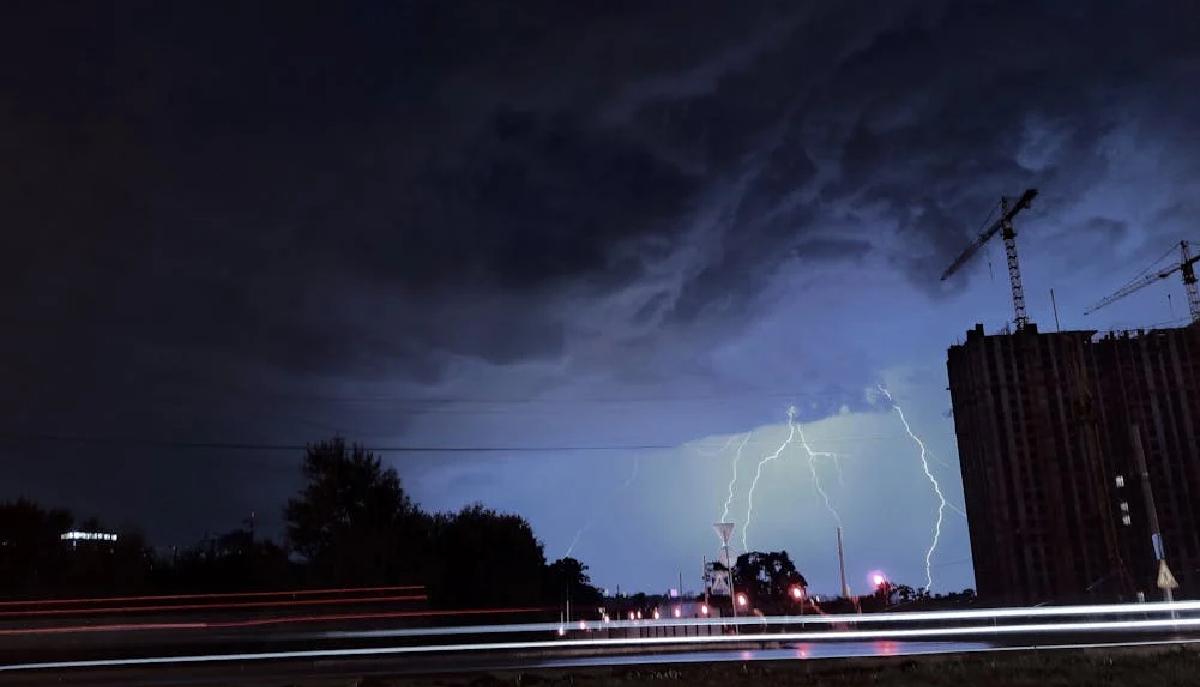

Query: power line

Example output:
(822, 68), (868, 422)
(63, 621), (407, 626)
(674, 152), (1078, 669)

(51, 388), (875, 407)
(0, 433), (678, 453)
(0, 429), (956, 453)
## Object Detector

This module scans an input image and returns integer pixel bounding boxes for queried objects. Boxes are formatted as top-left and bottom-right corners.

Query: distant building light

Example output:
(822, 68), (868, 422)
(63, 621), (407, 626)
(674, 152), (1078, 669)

(1120, 501), (1130, 512)
(673, 607), (682, 618)
(700, 604), (709, 615)
(1115, 475), (1125, 488)
(1122, 514), (1133, 526)
(668, 588), (679, 598)
(61, 531), (118, 542)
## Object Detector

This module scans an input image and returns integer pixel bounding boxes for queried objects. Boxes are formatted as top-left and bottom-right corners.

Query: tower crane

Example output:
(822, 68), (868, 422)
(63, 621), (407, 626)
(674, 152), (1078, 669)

(1084, 240), (1200, 323)
(940, 189), (1039, 330)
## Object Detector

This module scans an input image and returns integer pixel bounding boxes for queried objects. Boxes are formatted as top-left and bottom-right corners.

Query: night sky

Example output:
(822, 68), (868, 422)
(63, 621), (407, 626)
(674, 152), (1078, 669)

(3, 2), (1200, 595)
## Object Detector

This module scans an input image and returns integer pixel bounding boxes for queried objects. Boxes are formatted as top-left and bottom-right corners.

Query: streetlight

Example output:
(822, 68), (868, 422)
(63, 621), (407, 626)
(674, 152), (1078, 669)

(790, 585), (805, 600)
(736, 592), (749, 608)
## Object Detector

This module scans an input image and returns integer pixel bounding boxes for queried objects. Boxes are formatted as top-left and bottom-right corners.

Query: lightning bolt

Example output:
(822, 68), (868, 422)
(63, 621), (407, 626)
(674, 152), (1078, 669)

(795, 424), (843, 527)
(697, 433), (740, 457)
(878, 385), (945, 593)
(830, 452), (845, 487)
(742, 406), (799, 551)
(720, 432), (753, 523)
(565, 454), (641, 558)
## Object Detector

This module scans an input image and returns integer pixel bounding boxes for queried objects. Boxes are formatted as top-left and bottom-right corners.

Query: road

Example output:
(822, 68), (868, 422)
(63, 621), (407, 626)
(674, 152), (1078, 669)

(1, 591), (1198, 685)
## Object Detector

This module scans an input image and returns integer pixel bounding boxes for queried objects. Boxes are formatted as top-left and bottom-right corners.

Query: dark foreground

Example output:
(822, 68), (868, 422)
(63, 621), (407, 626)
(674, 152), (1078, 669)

(443, 645), (1200, 687)
(8, 641), (1200, 687)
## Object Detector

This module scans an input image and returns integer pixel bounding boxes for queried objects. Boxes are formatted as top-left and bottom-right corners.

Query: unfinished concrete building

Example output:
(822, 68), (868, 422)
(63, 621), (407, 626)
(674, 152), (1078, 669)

(947, 322), (1200, 605)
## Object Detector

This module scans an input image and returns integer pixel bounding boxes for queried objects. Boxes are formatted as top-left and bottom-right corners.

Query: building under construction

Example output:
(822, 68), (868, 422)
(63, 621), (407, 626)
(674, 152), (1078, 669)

(942, 190), (1200, 605)
(948, 322), (1200, 604)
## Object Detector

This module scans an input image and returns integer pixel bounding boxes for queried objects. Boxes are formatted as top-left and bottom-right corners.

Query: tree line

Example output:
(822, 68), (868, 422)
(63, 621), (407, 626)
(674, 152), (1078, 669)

(0, 438), (601, 609)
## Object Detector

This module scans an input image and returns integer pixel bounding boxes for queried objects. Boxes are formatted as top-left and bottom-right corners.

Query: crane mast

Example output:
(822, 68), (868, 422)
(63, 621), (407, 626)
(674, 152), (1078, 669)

(941, 188), (1038, 331)
(1000, 196), (1030, 330)
(1084, 241), (1200, 323)
(1180, 241), (1200, 322)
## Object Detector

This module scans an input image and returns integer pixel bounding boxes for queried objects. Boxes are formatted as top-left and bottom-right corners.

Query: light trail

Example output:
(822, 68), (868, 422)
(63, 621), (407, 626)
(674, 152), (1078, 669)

(719, 431), (753, 523)
(742, 406), (799, 551)
(10, 615), (1200, 672)
(0, 584), (424, 607)
(0, 594), (428, 619)
(878, 385), (947, 593)
(794, 423), (842, 527)
(327, 599), (1200, 637)
(0, 606), (553, 637)
(19, 598), (1200, 640)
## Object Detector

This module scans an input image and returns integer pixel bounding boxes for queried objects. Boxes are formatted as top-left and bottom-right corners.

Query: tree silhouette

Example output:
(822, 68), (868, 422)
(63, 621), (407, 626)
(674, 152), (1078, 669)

(163, 528), (293, 592)
(0, 437), (604, 609)
(544, 556), (603, 608)
(428, 504), (546, 608)
(0, 500), (151, 596)
(733, 550), (807, 611)
(0, 499), (73, 594)
(285, 438), (429, 585)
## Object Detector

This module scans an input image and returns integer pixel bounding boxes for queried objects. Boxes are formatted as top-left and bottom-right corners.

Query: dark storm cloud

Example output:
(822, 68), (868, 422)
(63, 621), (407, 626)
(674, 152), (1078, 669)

(2, 1), (1199, 543)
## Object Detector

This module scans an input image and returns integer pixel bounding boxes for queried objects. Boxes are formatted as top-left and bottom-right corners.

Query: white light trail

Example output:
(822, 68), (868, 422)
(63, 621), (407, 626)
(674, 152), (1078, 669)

(878, 385), (946, 593)
(742, 407), (799, 551)
(323, 598), (1200, 638)
(14, 613), (1200, 672)
(794, 424), (842, 527)
(719, 432), (753, 523)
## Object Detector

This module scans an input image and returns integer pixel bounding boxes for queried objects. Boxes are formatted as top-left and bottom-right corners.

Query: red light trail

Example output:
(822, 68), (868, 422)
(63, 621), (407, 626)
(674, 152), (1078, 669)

(0, 606), (553, 636)
(0, 594), (428, 618)
(0, 584), (424, 607)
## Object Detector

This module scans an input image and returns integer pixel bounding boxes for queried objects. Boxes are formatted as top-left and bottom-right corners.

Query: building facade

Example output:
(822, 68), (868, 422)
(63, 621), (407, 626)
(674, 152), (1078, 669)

(947, 322), (1200, 605)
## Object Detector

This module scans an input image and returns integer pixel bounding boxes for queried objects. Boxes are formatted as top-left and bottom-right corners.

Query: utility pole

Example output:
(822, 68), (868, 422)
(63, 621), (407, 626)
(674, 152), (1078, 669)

(1131, 424), (1178, 606)
(1050, 288), (1061, 332)
(836, 527), (851, 599)
(713, 523), (738, 626)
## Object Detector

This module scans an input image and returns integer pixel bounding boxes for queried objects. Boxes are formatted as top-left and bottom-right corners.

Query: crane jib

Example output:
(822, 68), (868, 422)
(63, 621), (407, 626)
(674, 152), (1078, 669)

(939, 189), (1038, 282)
